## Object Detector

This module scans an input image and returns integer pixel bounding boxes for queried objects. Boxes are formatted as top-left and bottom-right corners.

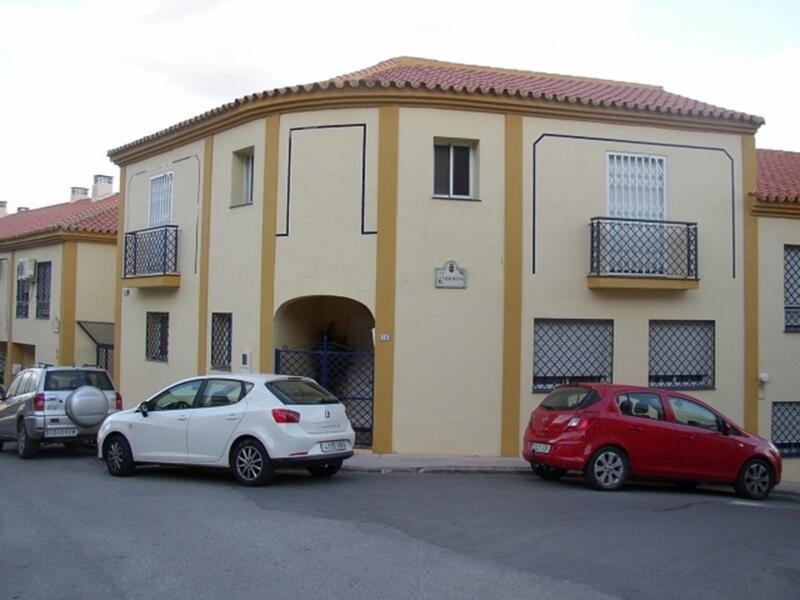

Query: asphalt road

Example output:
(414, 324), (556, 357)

(1, 444), (799, 600)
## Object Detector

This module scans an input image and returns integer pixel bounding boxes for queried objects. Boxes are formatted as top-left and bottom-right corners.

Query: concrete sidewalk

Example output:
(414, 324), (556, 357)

(343, 450), (800, 497)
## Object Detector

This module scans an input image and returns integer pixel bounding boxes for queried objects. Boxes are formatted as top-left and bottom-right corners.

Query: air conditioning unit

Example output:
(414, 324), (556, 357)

(17, 258), (36, 281)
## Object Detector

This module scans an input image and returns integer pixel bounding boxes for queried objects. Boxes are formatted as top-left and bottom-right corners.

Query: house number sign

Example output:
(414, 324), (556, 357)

(435, 260), (467, 289)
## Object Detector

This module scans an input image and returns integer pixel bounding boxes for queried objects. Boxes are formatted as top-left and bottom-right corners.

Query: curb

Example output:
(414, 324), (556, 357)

(343, 465), (530, 475)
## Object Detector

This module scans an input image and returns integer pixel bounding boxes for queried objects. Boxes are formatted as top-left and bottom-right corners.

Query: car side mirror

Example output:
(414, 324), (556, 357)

(719, 420), (730, 435)
(137, 401), (149, 417)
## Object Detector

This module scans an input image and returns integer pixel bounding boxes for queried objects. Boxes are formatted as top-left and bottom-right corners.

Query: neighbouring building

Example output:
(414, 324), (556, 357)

(0, 177), (118, 384)
(107, 56), (797, 479)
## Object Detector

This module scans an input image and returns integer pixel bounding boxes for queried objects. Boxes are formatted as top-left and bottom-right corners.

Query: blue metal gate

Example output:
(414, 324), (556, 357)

(275, 343), (374, 447)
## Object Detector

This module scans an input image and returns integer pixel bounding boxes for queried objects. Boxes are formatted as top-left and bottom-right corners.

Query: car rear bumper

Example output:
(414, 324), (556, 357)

(272, 451), (354, 468)
(25, 415), (102, 441)
(522, 431), (588, 471)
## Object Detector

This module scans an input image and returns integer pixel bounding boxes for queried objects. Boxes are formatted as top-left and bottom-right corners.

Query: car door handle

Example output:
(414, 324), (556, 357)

(629, 427), (643, 434)
(225, 415), (238, 421)
(177, 416), (188, 422)
(680, 435), (693, 442)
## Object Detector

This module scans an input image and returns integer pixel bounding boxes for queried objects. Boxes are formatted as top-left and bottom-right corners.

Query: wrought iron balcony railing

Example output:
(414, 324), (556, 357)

(124, 225), (178, 277)
(589, 217), (698, 279)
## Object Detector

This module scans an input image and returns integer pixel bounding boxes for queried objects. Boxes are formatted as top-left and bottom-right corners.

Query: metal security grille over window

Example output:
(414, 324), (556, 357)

(607, 152), (666, 220)
(16, 279), (30, 318)
(145, 312), (169, 362)
(533, 319), (614, 392)
(211, 313), (232, 371)
(434, 141), (474, 198)
(149, 172), (173, 227)
(35, 261), (51, 319)
(771, 402), (800, 457)
(784, 245), (800, 331)
(649, 320), (715, 389)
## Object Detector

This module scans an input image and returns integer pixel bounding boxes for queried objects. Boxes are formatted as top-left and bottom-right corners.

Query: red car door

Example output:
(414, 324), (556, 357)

(614, 392), (677, 477)
(665, 394), (739, 481)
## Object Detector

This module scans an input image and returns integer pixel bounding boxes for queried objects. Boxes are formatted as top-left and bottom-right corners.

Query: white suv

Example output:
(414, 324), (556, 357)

(98, 374), (355, 486)
(0, 366), (121, 458)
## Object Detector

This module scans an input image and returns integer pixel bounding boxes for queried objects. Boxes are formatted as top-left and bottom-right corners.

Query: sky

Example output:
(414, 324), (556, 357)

(0, 0), (798, 211)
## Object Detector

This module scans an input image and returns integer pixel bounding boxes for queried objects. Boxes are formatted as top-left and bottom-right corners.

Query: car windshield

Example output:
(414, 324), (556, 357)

(266, 379), (339, 405)
(539, 387), (597, 411)
(44, 370), (114, 391)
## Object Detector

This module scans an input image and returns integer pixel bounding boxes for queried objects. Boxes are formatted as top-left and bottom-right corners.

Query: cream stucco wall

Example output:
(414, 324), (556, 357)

(207, 119), (266, 374)
(273, 109), (378, 315)
(120, 139), (205, 404)
(519, 119), (746, 436)
(757, 216), (800, 483)
(393, 107), (506, 455)
(75, 241), (116, 366)
(10, 244), (62, 366)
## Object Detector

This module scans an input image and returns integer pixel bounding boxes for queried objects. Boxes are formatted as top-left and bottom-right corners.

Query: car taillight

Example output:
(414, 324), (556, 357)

(272, 408), (301, 423)
(33, 392), (45, 412)
(115, 392), (123, 411)
(565, 417), (590, 430)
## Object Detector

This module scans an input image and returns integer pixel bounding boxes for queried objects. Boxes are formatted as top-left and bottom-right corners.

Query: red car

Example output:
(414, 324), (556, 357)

(522, 384), (782, 500)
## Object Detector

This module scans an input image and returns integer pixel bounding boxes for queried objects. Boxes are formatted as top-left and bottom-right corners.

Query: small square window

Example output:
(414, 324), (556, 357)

(146, 312), (169, 362)
(231, 148), (255, 207)
(433, 140), (476, 199)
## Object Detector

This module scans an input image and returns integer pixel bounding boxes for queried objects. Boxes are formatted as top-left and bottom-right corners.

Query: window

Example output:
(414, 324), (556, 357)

(231, 148), (255, 207)
(16, 279), (30, 318)
(148, 379), (202, 411)
(266, 380), (340, 405)
(198, 379), (251, 408)
(616, 392), (665, 420)
(607, 152), (666, 220)
(210, 313), (232, 371)
(649, 320), (714, 389)
(145, 312), (169, 362)
(35, 261), (51, 319)
(149, 172), (173, 227)
(668, 396), (721, 431)
(784, 245), (800, 332)
(533, 319), (614, 392)
(433, 140), (475, 198)
(771, 401), (800, 457)
(45, 370), (114, 391)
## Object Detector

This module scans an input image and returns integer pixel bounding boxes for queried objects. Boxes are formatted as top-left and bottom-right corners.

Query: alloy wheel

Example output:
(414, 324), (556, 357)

(236, 445), (263, 481)
(107, 441), (124, 473)
(593, 451), (624, 488)
(744, 462), (770, 498)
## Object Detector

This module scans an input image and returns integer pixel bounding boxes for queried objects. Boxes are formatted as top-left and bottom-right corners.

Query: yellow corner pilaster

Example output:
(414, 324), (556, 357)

(59, 241), (78, 366)
(197, 136), (214, 374)
(5, 250), (16, 385)
(113, 167), (126, 386)
(742, 135), (759, 432)
(260, 115), (281, 373)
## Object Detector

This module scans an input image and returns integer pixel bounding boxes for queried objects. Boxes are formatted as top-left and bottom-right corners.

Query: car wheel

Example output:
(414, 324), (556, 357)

(530, 462), (567, 481)
(307, 461), (343, 478)
(104, 435), (135, 477)
(16, 423), (38, 459)
(585, 446), (628, 491)
(231, 439), (274, 487)
(0, 440), (4, 452)
(735, 458), (774, 500)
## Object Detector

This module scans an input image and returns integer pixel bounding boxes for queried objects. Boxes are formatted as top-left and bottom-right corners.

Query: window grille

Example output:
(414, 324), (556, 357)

(16, 279), (30, 318)
(149, 173), (173, 227)
(97, 345), (114, 374)
(35, 261), (51, 319)
(607, 152), (666, 220)
(145, 312), (169, 362)
(649, 320), (714, 389)
(243, 154), (254, 205)
(210, 313), (232, 371)
(784, 245), (800, 332)
(772, 402), (800, 457)
(434, 141), (474, 198)
(533, 319), (614, 392)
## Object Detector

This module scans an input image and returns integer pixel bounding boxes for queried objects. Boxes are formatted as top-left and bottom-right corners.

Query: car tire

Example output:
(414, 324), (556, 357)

(16, 422), (38, 459)
(0, 440), (4, 452)
(585, 446), (628, 491)
(530, 462), (567, 481)
(734, 458), (774, 500)
(104, 435), (135, 477)
(231, 439), (274, 487)
(307, 461), (343, 478)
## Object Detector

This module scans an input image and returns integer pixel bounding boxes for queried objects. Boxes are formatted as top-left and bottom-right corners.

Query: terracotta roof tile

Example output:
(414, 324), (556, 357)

(756, 149), (800, 203)
(0, 194), (118, 243)
(108, 57), (763, 158)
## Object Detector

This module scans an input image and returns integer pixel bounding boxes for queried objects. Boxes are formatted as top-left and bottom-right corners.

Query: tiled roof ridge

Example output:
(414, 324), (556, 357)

(332, 56), (665, 91)
(756, 148), (800, 203)
(60, 194), (118, 230)
(0, 194), (119, 243)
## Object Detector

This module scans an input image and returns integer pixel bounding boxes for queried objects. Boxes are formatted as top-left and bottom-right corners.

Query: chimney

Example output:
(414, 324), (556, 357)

(70, 187), (89, 203)
(92, 174), (113, 201)
(0, 201), (7, 218)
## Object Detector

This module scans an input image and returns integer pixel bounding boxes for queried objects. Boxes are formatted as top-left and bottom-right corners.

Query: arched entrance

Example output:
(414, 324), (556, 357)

(273, 296), (375, 447)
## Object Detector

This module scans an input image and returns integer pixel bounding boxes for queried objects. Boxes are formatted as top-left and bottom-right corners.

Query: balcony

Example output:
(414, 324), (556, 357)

(123, 225), (180, 288)
(588, 217), (699, 290)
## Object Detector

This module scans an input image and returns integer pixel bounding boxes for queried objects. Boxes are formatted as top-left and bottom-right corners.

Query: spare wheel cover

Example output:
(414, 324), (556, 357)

(65, 385), (108, 427)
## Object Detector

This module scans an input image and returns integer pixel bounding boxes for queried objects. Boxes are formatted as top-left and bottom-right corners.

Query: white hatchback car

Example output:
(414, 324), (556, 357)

(97, 374), (355, 486)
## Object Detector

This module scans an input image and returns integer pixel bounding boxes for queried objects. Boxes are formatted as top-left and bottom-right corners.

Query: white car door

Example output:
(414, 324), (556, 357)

(187, 379), (249, 463)
(132, 379), (202, 463)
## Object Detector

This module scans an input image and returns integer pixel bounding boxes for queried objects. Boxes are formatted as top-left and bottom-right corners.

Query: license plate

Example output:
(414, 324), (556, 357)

(532, 442), (551, 454)
(320, 440), (348, 453)
(45, 428), (78, 438)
